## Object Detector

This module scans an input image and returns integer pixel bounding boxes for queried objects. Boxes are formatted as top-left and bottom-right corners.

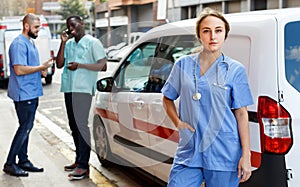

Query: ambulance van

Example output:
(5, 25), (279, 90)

(92, 8), (300, 187)
(0, 15), (55, 86)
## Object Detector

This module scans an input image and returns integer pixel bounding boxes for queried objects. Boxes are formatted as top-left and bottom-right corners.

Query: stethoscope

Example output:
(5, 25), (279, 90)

(193, 53), (230, 101)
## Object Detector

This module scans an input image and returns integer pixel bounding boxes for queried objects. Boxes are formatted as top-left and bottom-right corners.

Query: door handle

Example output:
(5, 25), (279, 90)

(134, 100), (144, 109)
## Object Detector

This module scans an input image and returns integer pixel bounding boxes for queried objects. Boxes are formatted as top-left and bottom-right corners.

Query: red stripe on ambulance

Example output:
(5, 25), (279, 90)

(97, 107), (264, 168)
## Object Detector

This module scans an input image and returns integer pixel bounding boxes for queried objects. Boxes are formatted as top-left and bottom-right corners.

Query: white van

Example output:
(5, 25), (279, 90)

(0, 15), (55, 85)
(92, 8), (300, 186)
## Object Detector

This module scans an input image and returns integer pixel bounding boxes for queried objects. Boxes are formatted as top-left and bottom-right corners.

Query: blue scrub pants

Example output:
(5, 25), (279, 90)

(168, 163), (240, 187)
(64, 93), (92, 170)
(6, 98), (39, 165)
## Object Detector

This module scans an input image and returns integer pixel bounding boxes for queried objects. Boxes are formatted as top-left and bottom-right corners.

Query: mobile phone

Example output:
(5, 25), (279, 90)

(64, 29), (72, 37)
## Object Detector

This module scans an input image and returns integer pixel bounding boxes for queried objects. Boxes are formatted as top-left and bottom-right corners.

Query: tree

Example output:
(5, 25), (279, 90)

(57, 0), (88, 30)
(0, 0), (30, 17)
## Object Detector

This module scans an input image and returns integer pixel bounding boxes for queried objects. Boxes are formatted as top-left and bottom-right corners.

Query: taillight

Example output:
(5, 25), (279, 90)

(0, 54), (3, 68)
(41, 23), (49, 27)
(258, 96), (292, 154)
(0, 54), (4, 77)
(50, 50), (55, 74)
(0, 25), (7, 30)
(50, 50), (54, 58)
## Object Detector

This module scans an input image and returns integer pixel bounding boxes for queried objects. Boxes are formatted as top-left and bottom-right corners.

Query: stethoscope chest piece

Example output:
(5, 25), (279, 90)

(193, 92), (201, 101)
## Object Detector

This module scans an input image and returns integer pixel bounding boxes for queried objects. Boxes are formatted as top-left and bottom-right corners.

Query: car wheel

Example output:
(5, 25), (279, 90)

(45, 75), (52, 84)
(93, 115), (113, 167)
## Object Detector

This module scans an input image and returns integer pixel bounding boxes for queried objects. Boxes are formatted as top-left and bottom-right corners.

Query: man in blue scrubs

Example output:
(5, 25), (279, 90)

(3, 13), (53, 177)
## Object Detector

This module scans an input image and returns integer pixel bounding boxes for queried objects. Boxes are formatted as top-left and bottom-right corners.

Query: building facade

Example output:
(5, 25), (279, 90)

(94, 0), (160, 47)
(24, 0), (300, 44)
(94, 0), (300, 48)
(30, 0), (93, 38)
(166, 0), (300, 22)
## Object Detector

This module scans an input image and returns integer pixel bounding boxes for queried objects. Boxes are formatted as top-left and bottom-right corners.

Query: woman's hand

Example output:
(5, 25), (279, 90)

(177, 120), (195, 132)
(238, 153), (252, 183)
(235, 107), (252, 183)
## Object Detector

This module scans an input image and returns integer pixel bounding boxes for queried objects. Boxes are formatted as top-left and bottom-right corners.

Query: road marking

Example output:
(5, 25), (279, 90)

(39, 99), (64, 103)
(35, 111), (116, 187)
(41, 106), (63, 114)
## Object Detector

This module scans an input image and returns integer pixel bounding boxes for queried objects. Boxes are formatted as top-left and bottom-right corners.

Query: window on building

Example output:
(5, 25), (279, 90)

(203, 3), (222, 12)
(253, 0), (267, 10)
(181, 5), (197, 20)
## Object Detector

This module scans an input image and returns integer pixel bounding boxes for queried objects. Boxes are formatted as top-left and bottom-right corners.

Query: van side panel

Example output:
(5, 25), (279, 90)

(223, 16), (288, 186)
(277, 15), (300, 187)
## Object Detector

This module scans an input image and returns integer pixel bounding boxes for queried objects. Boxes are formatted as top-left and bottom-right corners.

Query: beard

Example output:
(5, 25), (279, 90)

(28, 28), (38, 39)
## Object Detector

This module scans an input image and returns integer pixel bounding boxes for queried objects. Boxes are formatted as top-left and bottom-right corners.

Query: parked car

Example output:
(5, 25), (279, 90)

(92, 8), (300, 187)
(106, 32), (145, 61)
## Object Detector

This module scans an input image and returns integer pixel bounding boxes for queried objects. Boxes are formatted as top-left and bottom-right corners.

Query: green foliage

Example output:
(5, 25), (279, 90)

(0, 0), (28, 17)
(58, 0), (87, 20)
(57, 0), (89, 31)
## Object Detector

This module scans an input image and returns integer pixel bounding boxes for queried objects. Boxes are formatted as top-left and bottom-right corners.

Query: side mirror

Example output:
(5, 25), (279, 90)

(97, 77), (114, 92)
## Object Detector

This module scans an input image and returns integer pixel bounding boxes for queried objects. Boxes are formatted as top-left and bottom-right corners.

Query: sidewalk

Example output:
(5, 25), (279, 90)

(0, 92), (115, 187)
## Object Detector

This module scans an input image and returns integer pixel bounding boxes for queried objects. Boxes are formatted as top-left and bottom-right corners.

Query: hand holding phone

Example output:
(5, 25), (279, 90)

(65, 29), (71, 35)
(67, 62), (78, 71)
(64, 29), (73, 39)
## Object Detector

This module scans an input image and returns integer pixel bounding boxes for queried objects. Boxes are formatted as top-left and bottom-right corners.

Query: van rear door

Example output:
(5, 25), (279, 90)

(4, 29), (22, 77)
(224, 14), (291, 187)
(277, 15), (300, 187)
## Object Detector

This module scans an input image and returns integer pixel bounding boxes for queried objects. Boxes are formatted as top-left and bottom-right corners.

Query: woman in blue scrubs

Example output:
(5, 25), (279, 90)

(162, 7), (253, 187)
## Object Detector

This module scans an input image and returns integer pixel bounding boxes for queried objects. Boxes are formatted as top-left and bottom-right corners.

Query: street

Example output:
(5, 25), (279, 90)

(0, 68), (165, 187)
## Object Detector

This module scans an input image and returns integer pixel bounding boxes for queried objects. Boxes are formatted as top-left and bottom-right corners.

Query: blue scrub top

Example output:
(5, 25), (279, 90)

(7, 34), (42, 102)
(61, 35), (106, 95)
(161, 53), (253, 172)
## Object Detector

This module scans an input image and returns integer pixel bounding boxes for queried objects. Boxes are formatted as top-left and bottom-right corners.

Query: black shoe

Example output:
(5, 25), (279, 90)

(18, 161), (44, 172)
(3, 163), (29, 177)
(64, 163), (78, 171)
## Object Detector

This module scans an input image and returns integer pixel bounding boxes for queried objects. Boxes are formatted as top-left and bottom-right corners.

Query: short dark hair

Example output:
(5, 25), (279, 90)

(23, 13), (40, 26)
(66, 15), (83, 23)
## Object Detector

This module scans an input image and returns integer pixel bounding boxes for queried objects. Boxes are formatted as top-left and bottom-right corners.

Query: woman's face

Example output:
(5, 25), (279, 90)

(198, 16), (226, 53)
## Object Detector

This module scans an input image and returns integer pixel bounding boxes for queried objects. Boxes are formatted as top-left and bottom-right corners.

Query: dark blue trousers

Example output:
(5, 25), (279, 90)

(6, 98), (38, 165)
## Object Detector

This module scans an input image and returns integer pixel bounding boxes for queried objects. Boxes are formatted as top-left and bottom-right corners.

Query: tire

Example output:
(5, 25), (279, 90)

(93, 115), (113, 167)
(0, 79), (8, 89)
(45, 75), (52, 84)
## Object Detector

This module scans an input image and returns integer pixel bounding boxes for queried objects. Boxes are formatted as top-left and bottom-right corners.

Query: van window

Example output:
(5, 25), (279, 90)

(285, 21), (300, 92)
(115, 35), (198, 93)
(145, 35), (199, 93)
(115, 42), (157, 92)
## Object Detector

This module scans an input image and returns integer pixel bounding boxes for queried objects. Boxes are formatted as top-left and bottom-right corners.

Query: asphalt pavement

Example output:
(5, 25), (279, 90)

(0, 90), (115, 187)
